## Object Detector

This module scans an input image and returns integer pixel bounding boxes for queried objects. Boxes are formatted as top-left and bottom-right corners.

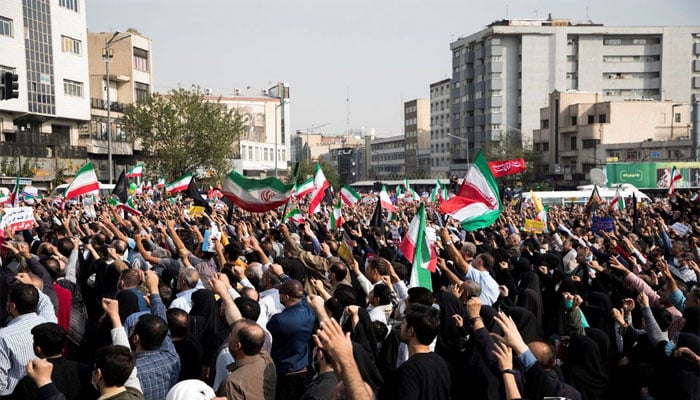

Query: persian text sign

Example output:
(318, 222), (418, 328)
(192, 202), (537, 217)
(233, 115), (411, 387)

(1, 207), (35, 231)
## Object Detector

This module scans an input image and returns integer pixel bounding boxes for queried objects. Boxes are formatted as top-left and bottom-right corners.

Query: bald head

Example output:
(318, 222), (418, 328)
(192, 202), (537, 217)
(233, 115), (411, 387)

(528, 340), (556, 369)
(279, 279), (304, 299)
(230, 319), (264, 356)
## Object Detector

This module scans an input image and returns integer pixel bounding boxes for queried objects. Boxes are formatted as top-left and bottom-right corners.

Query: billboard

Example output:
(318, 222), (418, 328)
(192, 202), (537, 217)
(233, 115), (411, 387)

(606, 162), (700, 189)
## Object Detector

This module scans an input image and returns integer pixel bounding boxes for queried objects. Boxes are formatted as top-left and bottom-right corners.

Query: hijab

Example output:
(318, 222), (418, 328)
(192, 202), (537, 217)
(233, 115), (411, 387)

(563, 333), (609, 400)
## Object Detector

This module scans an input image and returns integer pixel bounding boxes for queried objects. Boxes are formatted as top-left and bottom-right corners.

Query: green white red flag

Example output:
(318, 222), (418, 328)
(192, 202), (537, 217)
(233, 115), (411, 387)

(126, 163), (143, 178)
(668, 166), (682, 196)
(399, 202), (436, 290)
(327, 199), (343, 231)
(309, 164), (330, 214)
(294, 177), (314, 198)
(609, 187), (625, 211)
(64, 163), (100, 200)
(222, 170), (294, 213)
(165, 174), (192, 194)
(379, 185), (396, 212)
(282, 208), (305, 224)
(439, 150), (502, 232)
(156, 177), (165, 189)
(340, 185), (360, 207)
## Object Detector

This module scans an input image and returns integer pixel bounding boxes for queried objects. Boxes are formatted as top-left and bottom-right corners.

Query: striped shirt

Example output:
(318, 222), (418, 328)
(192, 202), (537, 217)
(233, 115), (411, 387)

(0, 313), (49, 395)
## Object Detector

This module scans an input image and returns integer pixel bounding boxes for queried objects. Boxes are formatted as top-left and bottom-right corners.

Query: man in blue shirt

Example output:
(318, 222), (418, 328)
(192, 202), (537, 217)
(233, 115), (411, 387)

(267, 278), (315, 400)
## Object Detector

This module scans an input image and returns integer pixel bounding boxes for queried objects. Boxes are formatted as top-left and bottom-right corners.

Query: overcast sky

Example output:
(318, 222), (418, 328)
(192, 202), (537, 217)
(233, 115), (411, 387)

(85, 0), (699, 137)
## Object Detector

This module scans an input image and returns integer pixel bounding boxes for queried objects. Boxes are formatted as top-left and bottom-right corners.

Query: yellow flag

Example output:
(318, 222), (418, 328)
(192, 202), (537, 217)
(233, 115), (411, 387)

(530, 190), (544, 214)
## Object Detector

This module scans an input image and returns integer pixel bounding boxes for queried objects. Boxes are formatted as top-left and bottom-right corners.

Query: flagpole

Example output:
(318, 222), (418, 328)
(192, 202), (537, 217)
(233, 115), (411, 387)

(280, 162), (300, 225)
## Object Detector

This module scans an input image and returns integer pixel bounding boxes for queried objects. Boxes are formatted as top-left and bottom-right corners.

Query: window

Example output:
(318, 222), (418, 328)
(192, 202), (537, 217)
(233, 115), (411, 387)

(571, 116), (577, 126)
(582, 139), (598, 149)
(135, 82), (149, 103)
(588, 115), (594, 124)
(63, 80), (83, 97)
(0, 16), (13, 37)
(61, 36), (81, 55)
(541, 119), (549, 129)
(570, 136), (577, 150)
(133, 47), (149, 71)
(598, 114), (607, 123)
(674, 113), (681, 123)
(59, 0), (79, 12)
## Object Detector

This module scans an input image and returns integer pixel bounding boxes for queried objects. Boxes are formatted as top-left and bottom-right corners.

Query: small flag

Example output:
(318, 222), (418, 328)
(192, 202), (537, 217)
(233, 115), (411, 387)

(112, 170), (129, 203)
(340, 185), (360, 207)
(668, 166), (682, 196)
(327, 199), (343, 231)
(399, 202), (437, 290)
(379, 185), (396, 212)
(609, 186), (625, 211)
(186, 178), (212, 214)
(64, 163), (100, 200)
(9, 175), (20, 207)
(165, 173), (193, 194)
(294, 177), (315, 198)
(126, 163), (144, 178)
(221, 170), (294, 213)
(156, 177), (165, 189)
(691, 192), (699, 202)
(369, 197), (383, 228)
(309, 164), (330, 214)
(116, 196), (142, 216)
(396, 185), (402, 199)
(283, 208), (305, 224)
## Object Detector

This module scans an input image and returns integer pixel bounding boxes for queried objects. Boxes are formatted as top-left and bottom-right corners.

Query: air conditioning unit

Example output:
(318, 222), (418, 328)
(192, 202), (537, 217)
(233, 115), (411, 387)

(234, 88), (241, 96)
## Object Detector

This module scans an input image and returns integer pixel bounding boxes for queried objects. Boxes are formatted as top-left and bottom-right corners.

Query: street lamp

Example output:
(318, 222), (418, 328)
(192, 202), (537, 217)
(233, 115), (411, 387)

(274, 100), (289, 177)
(670, 103), (682, 139)
(102, 31), (131, 184)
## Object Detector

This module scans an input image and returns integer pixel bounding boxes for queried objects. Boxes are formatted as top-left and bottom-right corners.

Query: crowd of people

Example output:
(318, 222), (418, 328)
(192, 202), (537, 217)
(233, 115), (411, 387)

(0, 186), (698, 400)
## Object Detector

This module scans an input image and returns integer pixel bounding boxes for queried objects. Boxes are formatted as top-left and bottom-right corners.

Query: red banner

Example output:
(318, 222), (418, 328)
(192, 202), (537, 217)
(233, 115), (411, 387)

(488, 158), (526, 178)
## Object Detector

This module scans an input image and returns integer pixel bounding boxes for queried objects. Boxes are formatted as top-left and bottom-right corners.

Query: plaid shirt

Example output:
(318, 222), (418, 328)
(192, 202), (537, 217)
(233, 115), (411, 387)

(135, 294), (180, 400)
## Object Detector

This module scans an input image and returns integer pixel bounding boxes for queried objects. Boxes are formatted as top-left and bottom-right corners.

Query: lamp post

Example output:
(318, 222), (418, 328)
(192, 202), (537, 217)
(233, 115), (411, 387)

(670, 104), (682, 139)
(102, 31), (131, 184)
(274, 100), (289, 178)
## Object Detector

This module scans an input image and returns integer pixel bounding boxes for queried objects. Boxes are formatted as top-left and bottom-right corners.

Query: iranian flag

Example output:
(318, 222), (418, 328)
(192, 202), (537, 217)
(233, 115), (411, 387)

(9, 175), (20, 207)
(156, 177), (165, 189)
(309, 164), (330, 214)
(126, 163), (144, 178)
(340, 185), (360, 207)
(165, 174), (192, 194)
(609, 187), (625, 211)
(327, 199), (343, 231)
(395, 185), (402, 198)
(668, 166), (682, 196)
(64, 163), (100, 200)
(117, 196), (142, 216)
(222, 170), (294, 213)
(379, 185), (396, 212)
(440, 150), (502, 232)
(399, 202), (436, 290)
(282, 208), (305, 224)
(294, 177), (314, 198)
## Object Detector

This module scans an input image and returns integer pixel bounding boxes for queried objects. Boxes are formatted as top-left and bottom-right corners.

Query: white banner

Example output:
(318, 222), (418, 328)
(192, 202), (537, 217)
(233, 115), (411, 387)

(1, 207), (35, 231)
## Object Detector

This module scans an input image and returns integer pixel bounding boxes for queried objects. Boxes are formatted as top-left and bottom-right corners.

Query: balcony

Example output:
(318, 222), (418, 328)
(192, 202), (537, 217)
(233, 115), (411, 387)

(91, 98), (128, 113)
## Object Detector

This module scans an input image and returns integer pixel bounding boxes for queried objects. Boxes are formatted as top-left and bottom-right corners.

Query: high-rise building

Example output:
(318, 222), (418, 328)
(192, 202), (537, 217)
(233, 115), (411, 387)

(0, 0), (91, 188)
(404, 98), (430, 178)
(449, 16), (700, 175)
(85, 29), (153, 180)
(430, 78), (451, 178)
(365, 134), (405, 181)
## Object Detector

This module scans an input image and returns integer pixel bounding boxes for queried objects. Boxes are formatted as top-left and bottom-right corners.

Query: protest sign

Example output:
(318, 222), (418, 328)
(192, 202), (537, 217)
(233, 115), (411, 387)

(524, 219), (545, 234)
(0, 207), (35, 231)
(592, 216), (615, 232)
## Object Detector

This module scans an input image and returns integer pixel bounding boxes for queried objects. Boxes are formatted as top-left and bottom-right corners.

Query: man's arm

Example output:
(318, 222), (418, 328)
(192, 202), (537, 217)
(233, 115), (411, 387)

(210, 274), (242, 325)
(102, 298), (143, 393)
(439, 228), (470, 276)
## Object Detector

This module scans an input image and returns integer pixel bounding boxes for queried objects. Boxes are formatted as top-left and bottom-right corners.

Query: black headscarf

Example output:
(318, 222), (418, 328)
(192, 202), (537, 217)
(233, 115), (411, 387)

(115, 289), (141, 323)
(562, 333), (609, 400)
(505, 307), (540, 343)
(189, 289), (224, 367)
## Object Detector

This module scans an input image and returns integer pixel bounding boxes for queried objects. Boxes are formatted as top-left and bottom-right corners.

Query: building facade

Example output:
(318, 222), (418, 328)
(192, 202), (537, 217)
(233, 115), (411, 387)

(430, 78), (452, 178)
(85, 29), (153, 181)
(213, 93), (290, 178)
(404, 99), (430, 178)
(533, 90), (692, 185)
(0, 0), (92, 189)
(365, 134), (405, 181)
(450, 17), (700, 176)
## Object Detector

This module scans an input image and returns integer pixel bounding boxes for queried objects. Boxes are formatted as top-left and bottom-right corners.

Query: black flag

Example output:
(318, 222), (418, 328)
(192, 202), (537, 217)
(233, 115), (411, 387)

(370, 196), (383, 228)
(186, 178), (212, 214)
(112, 170), (128, 203)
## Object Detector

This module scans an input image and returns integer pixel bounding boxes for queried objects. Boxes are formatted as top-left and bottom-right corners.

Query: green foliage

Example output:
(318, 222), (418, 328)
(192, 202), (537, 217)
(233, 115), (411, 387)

(121, 88), (244, 181)
(288, 159), (340, 189)
(0, 157), (40, 177)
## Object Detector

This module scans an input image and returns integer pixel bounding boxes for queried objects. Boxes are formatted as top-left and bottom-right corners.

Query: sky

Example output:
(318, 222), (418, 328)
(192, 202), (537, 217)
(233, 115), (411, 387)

(84, 0), (699, 137)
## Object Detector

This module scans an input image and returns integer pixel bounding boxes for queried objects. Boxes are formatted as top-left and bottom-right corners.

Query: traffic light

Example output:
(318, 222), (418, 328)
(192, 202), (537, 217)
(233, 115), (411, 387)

(2, 72), (19, 100)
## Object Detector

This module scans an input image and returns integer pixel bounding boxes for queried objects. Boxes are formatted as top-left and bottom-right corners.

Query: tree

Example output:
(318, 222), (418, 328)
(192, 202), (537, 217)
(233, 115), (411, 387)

(121, 88), (245, 180)
(288, 159), (340, 189)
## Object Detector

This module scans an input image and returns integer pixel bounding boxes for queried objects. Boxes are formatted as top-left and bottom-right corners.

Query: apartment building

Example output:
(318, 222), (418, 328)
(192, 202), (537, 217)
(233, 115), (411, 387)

(430, 78), (452, 178)
(85, 29), (153, 181)
(449, 16), (700, 176)
(533, 90), (692, 185)
(404, 99), (430, 178)
(365, 134), (405, 181)
(0, 0), (91, 188)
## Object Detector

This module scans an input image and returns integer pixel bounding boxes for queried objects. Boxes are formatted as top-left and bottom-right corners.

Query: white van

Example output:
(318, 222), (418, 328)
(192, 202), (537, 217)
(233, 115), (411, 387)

(522, 184), (650, 206)
(50, 183), (116, 199)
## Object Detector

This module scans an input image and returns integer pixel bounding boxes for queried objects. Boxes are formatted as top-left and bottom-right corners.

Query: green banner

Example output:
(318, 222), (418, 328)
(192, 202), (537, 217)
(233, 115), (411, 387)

(606, 162), (700, 189)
